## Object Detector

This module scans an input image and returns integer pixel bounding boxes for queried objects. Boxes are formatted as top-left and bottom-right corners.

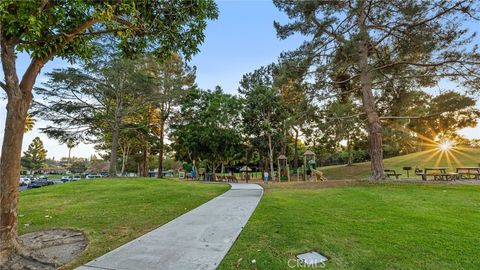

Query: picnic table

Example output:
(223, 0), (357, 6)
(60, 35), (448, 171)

(424, 167), (448, 174)
(456, 167), (480, 180)
(417, 167), (459, 181)
(384, 169), (402, 179)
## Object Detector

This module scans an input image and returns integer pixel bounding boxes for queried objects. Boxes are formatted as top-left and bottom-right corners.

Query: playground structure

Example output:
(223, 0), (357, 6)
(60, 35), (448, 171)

(303, 150), (316, 181)
(311, 169), (328, 181)
(240, 166), (252, 182)
(277, 154), (290, 181)
(178, 151), (328, 182)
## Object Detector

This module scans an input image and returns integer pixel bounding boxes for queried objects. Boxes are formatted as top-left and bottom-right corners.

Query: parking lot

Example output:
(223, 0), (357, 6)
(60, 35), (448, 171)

(19, 174), (105, 191)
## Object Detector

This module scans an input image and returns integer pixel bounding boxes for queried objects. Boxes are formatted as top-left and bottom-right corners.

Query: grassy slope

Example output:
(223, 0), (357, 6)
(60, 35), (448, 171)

(18, 178), (229, 269)
(220, 183), (480, 270)
(321, 148), (480, 180)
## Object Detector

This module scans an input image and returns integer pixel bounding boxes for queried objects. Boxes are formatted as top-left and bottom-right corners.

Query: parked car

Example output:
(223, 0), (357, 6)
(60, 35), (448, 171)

(51, 179), (63, 185)
(61, 176), (72, 183)
(71, 175), (81, 181)
(162, 170), (174, 177)
(30, 178), (54, 188)
(86, 174), (102, 179)
(19, 177), (30, 186)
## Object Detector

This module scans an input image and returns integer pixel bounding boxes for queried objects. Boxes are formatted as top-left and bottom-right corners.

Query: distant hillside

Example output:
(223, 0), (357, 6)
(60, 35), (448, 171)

(321, 148), (480, 180)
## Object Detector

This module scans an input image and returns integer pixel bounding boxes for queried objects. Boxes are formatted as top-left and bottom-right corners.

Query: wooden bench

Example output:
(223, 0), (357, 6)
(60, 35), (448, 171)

(418, 167), (451, 181)
(416, 173), (427, 181)
(456, 167), (480, 180)
(385, 169), (402, 179)
(434, 173), (459, 181)
(459, 172), (480, 180)
(418, 173), (459, 181)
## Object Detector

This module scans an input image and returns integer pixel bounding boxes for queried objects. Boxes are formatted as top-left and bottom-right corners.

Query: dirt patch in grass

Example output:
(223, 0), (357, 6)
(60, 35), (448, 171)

(5, 228), (87, 270)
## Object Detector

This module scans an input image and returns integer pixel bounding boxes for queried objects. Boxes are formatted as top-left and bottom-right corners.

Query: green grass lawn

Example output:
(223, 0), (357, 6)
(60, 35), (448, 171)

(219, 182), (480, 270)
(18, 178), (229, 269)
(321, 148), (480, 180)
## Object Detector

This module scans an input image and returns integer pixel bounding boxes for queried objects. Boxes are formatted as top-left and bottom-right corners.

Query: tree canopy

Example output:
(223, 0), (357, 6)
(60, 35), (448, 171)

(171, 87), (244, 173)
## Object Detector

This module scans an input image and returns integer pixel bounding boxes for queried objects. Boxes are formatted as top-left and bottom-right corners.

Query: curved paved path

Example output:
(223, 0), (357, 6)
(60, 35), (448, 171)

(77, 183), (263, 270)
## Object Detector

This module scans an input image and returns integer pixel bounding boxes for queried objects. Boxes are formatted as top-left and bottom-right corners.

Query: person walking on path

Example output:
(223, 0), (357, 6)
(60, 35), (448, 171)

(263, 171), (269, 184)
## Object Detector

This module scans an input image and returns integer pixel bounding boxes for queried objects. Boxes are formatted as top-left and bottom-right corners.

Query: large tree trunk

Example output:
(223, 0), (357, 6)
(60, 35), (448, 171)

(358, 0), (385, 180)
(142, 146), (149, 177)
(120, 144), (129, 176)
(157, 120), (165, 178)
(281, 121), (287, 155)
(0, 42), (40, 263)
(244, 149), (250, 183)
(293, 127), (299, 170)
(109, 99), (122, 177)
(0, 96), (29, 263)
(267, 133), (275, 181)
(347, 133), (353, 166)
(109, 121), (120, 177)
(121, 151), (126, 176)
(109, 130), (119, 177)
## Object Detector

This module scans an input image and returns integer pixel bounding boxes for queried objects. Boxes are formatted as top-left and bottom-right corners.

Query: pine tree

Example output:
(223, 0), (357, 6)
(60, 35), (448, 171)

(21, 137), (47, 171)
(274, 0), (480, 179)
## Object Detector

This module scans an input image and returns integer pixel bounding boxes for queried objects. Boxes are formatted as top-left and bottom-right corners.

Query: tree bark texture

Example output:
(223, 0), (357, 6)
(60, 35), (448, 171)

(142, 146), (149, 177)
(347, 133), (353, 166)
(157, 120), (165, 178)
(267, 133), (275, 181)
(357, 0), (385, 180)
(0, 41), (40, 263)
(120, 143), (130, 176)
(108, 102), (123, 177)
(293, 127), (299, 170)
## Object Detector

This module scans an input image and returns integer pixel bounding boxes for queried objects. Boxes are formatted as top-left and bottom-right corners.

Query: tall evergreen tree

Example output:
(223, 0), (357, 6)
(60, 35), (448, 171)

(35, 58), (151, 177)
(144, 54), (196, 178)
(21, 137), (47, 171)
(274, 0), (480, 179)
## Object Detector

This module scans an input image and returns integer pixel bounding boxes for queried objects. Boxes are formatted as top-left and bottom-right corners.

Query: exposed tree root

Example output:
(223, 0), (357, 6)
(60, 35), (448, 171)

(1, 229), (87, 270)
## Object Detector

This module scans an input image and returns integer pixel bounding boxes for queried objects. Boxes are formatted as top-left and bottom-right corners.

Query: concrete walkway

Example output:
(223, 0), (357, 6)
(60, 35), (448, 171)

(76, 183), (263, 270)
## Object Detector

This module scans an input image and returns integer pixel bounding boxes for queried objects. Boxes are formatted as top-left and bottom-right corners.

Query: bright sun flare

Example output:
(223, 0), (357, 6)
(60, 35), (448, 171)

(438, 140), (454, 151)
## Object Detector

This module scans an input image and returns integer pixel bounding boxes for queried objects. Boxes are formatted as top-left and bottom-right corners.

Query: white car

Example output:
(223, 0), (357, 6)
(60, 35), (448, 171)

(71, 176), (81, 181)
(19, 177), (31, 186)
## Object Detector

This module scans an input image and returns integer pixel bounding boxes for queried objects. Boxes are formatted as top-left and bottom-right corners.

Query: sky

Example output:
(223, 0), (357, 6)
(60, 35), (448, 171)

(0, 0), (479, 159)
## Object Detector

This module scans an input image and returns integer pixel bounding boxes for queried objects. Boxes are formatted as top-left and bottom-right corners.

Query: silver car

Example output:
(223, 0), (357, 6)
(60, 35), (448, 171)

(19, 177), (31, 186)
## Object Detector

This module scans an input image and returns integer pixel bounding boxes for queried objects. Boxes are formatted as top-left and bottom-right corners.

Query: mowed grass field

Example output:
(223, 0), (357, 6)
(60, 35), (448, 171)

(321, 148), (480, 180)
(18, 178), (229, 269)
(219, 182), (480, 270)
